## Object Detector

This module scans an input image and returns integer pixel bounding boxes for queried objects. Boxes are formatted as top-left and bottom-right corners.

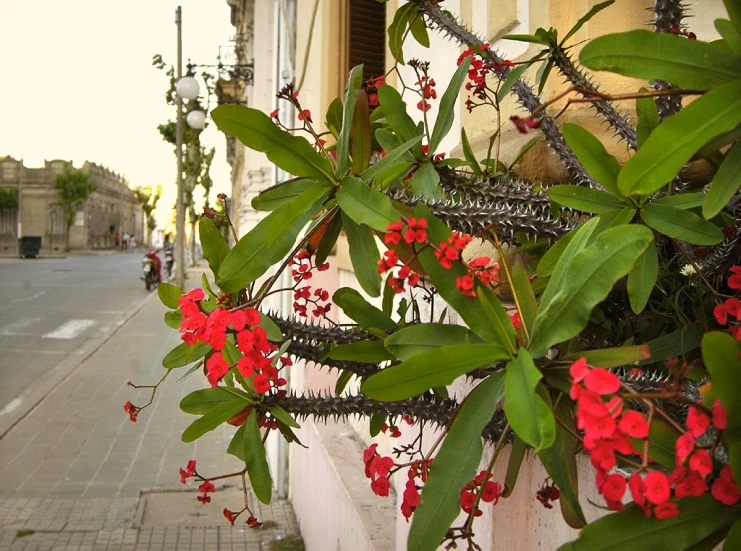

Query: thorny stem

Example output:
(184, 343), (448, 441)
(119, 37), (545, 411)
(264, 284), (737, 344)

(220, 196), (239, 243)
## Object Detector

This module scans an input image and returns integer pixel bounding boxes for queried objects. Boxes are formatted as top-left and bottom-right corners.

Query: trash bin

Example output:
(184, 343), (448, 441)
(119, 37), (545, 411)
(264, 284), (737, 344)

(18, 236), (42, 258)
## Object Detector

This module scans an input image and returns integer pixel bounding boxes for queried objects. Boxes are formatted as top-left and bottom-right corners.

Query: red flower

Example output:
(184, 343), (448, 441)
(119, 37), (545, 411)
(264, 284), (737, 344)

(223, 508), (238, 525)
(584, 369), (621, 395)
(298, 109), (312, 122)
(725, 297), (741, 319)
(246, 515), (262, 528)
(254, 373), (271, 394)
(197, 495), (211, 504)
(676, 431), (696, 461)
(629, 474), (646, 506)
(618, 410), (649, 438)
(600, 473), (627, 503)
(459, 490), (477, 513)
(569, 357), (589, 384)
(199, 481), (216, 494)
(654, 502), (679, 520)
(244, 308), (261, 326)
(686, 406), (710, 437)
(712, 467), (741, 505)
(714, 303), (728, 325)
(728, 266), (741, 289)
(269, 109), (279, 119)
(589, 443), (616, 471)
(371, 476), (391, 497)
(712, 400), (728, 430)
(481, 481), (502, 504)
(689, 449), (713, 477)
(674, 473), (708, 498)
(509, 311), (521, 330)
(644, 472), (670, 505)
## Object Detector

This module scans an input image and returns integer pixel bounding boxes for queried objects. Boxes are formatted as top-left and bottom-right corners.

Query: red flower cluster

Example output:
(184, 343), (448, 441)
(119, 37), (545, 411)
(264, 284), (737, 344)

(571, 358), (739, 518)
(123, 401), (139, 422)
(535, 479), (560, 509)
(363, 444), (394, 497)
(457, 44), (513, 111)
(713, 297), (741, 326)
(434, 231), (472, 269)
(401, 460), (430, 521)
(460, 470), (502, 517)
(381, 423), (402, 438)
(379, 220), (426, 294)
(197, 480), (216, 504)
(365, 75), (385, 108)
(415, 75), (437, 112)
(223, 506), (261, 527)
(179, 459), (197, 484)
(668, 25), (697, 39)
(729, 265), (741, 290)
(290, 251), (331, 317)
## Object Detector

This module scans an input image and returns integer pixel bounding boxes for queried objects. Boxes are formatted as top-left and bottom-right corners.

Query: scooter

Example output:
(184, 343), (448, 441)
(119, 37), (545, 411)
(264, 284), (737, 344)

(141, 249), (162, 291)
(163, 245), (174, 278)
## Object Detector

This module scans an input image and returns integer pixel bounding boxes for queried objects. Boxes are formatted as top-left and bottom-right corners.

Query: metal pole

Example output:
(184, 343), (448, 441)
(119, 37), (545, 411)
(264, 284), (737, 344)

(17, 156), (23, 257)
(175, 6), (186, 289)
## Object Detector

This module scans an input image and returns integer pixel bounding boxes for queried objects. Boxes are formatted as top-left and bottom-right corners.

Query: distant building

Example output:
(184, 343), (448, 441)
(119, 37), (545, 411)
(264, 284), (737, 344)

(0, 158), (141, 253)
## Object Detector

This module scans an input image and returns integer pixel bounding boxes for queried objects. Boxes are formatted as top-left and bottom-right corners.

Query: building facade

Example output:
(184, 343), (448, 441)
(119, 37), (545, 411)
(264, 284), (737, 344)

(0, 158), (141, 253)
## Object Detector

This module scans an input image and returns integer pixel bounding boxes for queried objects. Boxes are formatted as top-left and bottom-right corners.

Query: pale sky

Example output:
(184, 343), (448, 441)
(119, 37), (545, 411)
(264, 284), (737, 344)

(0, 0), (234, 218)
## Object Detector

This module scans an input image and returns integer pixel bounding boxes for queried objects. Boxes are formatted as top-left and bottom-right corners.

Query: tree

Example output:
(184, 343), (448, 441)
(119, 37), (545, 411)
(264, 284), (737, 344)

(133, 184), (162, 247)
(54, 165), (96, 251)
(0, 187), (18, 210)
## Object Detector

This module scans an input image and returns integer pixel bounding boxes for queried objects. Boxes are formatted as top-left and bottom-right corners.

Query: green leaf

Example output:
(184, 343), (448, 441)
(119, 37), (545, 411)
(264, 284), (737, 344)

(257, 314), (283, 342)
(222, 340), (241, 366)
(566, 345), (650, 368)
(182, 398), (248, 442)
(561, 123), (622, 196)
(269, 405), (300, 429)
(158, 281), (182, 309)
(217, 200), (323, 293)
(619, 80), (741, 196)
(384, 323), (484, 361)
(704, 142), (741, 219)
(579, 30), (741, 91)
(335, 370), (354, 395)
(503, 437), (527, 498)
(408, 8), (430, 47)
(408, 373), (505, 551)
(654, 192), (707, 210)
(332, 287), (395, 330)
(199, 217), (231, 275)
(266, 185), (330, 246)
(461, 127), (482, 178)
(180, 387), (237, 415)
(314, 210), (343, 266)
(636, 88), (660, 150)
(502, 33), (550, 45)
(351, 90), (372, 174)
(335, 65), (365, 177)
(388, 3), (416, 65)
(251, 178), (316, 212)
(529, 224), (653, 358)
(369, 413), (387, 437)
(176, 361), (203, 383)
(640, 203), (724, 245)
(164, 310), (182, 329)
(162, 341), (211, 369)
(505, 349), (556, 452)
(725, 521), (741, 551)
(336, 176), (400, 231)
(361, 344), (509, 401)
(497, 64), (529, 103)
(244, 410), (273, 504)
(410, 161), (442, 201)
(429, 56), (471, 153)
(548, 185), (626, 213)
(643, 418), (680, 470)
(227, 422), (248, 461)
(537, 58), (554, 95)
(637, 326), (703, 366)
(558, 495), (741, 551)
(325, 97), (344, 137)
(539, 397), (586, 528)
(627, 239), (658, 314)
(360, 134), (422, 183)
(476, 283), (518, 356)
(725, 0), (741, 35)
(212, 105), (336, 187)
(339, 213), (383, 297)
(327, 341), (394, 363)
(702, 332), (741, 447)
(561, 0), (615, 45)
(717, 18), (741, 57)
(378, 84), (423, 155)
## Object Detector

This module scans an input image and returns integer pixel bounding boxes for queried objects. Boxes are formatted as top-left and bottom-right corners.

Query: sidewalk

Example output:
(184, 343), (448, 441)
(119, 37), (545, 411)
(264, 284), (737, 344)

(0, 262), (301, 550)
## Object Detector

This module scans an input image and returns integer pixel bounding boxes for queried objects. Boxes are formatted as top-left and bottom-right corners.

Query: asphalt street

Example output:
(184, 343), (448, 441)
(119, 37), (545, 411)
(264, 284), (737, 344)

(0, 252), (150, 414)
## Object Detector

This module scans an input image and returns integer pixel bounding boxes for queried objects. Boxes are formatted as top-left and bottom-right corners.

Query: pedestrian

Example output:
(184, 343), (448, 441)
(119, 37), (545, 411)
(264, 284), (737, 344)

(114, 232), (120, 248)
(130, 235), (136, 249)
(123, 232), (130, 249)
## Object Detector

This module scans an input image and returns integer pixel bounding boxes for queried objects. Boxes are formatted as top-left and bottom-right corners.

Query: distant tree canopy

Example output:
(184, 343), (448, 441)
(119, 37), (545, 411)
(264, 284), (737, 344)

(54, 165), (96, 228)
(0, 187), (18, 210)
(134, 184), (162, 234)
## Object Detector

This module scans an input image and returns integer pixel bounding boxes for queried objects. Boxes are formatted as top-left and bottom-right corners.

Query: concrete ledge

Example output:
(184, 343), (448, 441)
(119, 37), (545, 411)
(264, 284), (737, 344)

(290, 420), (396, 551)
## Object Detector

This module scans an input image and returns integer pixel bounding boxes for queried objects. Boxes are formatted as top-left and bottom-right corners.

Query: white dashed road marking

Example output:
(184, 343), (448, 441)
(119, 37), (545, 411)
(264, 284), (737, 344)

(42, 319), (96, 339)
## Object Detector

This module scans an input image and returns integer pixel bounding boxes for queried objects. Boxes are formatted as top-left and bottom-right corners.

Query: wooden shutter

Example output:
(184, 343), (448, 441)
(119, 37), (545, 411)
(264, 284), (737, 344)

(348, 0), (386, 81)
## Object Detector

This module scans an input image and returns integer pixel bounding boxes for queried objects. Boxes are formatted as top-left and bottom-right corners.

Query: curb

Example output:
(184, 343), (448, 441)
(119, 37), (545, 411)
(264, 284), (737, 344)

(0, 287), (160, 440)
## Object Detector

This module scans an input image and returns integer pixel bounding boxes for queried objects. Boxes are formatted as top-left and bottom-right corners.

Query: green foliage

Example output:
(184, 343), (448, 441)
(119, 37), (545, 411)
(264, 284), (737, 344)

(0, 187), (18, 210)
(53, 165), (96, 228)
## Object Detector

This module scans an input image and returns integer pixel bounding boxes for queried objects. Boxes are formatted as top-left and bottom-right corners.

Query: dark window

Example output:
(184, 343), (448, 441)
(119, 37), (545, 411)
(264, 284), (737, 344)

(348, 0), (386, 80)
